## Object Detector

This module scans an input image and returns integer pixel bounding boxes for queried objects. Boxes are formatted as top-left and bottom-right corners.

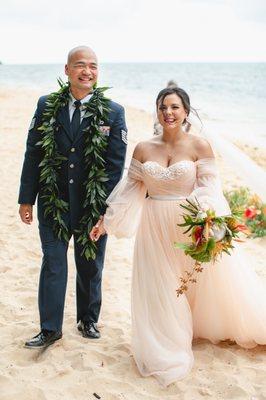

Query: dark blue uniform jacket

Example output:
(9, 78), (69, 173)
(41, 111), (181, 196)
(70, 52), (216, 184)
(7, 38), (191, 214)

(19, 95), (127, 230)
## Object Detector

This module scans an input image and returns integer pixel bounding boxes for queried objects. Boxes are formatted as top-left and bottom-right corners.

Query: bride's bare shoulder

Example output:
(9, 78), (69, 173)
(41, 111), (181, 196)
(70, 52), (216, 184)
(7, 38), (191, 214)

(187, 134), (215, 159)
(132, 138), (159, 162)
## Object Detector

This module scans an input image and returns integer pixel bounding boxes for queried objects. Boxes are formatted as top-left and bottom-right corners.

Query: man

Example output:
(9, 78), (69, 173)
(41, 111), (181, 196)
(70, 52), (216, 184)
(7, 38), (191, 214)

(19, 46), (127, 348)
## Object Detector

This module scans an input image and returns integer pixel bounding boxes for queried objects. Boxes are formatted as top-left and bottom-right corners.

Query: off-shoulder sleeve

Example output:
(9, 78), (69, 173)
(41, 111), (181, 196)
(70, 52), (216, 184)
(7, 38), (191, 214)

(188, 158), (231, 216)
(103, 158), (147, 238)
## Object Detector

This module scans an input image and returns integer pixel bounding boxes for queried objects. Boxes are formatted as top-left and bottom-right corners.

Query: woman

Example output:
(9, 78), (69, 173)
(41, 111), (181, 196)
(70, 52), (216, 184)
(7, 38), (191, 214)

(153, 80), (192, 135)
(90, 87), (266, 387)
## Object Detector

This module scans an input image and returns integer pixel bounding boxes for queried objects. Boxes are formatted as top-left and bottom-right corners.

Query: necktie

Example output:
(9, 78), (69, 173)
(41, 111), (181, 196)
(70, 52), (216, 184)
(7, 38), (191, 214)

(70, 100), (81, 140)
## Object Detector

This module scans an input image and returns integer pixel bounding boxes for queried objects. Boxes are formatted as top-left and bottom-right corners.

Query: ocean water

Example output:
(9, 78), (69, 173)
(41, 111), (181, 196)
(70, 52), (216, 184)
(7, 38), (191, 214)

(1, 63), (266, 146)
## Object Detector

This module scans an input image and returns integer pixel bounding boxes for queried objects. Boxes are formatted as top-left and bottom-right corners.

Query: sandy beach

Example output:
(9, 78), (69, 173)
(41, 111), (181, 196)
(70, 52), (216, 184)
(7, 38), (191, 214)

(0, 88), (266, 400)
(234, 141), (266, 170)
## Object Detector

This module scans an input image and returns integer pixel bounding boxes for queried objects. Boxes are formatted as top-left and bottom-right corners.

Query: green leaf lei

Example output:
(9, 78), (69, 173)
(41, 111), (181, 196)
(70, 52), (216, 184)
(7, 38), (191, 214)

(37, 78), (110, 260)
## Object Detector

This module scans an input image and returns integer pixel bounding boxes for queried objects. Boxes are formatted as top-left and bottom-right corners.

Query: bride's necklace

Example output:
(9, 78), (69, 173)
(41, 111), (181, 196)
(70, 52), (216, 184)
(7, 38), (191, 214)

(162, 131), (184, 161)
(165, 143), (178, 161)
(167, 150), (174, 160)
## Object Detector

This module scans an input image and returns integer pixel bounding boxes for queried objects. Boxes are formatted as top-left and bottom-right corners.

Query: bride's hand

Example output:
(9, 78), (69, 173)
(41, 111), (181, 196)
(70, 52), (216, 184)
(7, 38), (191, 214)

(89, 217), (106, 242)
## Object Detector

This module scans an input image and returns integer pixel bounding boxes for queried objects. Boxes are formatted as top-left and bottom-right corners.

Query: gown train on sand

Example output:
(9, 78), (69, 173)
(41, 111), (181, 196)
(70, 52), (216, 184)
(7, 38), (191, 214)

(103, 157), (266, 387)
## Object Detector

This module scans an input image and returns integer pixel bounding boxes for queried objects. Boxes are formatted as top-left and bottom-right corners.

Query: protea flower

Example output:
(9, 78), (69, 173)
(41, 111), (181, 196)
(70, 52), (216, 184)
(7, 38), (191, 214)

(205, 223), (226, 242)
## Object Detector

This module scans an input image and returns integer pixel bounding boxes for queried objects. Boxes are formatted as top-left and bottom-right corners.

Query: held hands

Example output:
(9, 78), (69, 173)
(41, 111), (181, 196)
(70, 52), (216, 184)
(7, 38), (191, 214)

(89, 216), (106, 242)
(19, 204), (33, 225)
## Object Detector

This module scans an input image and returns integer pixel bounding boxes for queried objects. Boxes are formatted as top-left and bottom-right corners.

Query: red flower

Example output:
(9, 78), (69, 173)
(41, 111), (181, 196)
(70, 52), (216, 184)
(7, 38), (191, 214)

(192, 226), (204, 245)
(244, 206), (257, 219)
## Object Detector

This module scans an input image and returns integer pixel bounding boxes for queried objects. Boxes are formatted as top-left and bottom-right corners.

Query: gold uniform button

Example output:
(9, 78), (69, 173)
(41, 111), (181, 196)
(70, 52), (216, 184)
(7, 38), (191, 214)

(70, 164), (74, 168)
(69, 179), (74, 184)
(71, 147), (75, 152)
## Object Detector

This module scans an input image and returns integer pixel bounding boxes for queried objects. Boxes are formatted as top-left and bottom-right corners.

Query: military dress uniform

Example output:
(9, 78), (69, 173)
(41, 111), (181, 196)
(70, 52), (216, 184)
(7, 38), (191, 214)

(19, 92), (127, 335)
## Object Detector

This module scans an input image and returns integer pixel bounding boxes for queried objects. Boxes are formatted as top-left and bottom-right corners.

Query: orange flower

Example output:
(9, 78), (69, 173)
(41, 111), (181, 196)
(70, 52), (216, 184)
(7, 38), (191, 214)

(226, 217), (239, 230)
(235, 223), (250, 235)
(212, 241), (224, 257)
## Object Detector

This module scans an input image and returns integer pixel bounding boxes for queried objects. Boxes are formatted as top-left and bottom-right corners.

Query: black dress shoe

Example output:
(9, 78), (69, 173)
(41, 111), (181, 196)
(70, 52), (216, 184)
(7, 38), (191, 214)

(78, 321), (101, 339)
(24, 330), (62, 348)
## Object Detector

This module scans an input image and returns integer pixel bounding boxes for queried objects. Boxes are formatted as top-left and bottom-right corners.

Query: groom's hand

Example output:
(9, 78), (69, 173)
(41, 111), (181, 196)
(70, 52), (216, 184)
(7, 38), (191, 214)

(19, 204), (33, 225)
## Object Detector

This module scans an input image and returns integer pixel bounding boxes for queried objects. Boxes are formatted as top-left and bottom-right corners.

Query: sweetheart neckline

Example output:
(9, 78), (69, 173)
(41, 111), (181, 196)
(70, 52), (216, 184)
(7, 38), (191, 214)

(131, 157), (215, 169)
(142, 160), (195, 169)
(141, 160), (195, 169)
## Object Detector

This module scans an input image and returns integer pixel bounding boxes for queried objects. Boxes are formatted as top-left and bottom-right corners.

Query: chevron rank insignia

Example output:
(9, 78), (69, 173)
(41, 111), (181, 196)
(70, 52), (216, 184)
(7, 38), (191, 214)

(121, 129), (128, 144)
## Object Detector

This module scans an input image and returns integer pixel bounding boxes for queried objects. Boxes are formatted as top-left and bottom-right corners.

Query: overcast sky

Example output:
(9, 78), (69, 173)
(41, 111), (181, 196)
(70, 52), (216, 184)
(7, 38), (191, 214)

(1, 0), (266, 64)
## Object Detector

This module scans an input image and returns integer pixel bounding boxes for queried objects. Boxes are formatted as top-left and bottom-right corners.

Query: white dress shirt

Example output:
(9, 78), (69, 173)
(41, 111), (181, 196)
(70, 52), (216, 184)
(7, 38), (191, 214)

(69, 92), (93, 122)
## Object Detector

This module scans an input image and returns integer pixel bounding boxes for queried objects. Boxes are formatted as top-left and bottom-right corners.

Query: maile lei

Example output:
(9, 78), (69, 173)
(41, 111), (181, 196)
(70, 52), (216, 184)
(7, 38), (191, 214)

(37, 78), (110, 260)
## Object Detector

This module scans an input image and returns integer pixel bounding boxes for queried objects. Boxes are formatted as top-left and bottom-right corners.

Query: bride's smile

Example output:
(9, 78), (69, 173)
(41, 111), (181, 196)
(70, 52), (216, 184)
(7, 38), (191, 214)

(158, 93), (188, 131)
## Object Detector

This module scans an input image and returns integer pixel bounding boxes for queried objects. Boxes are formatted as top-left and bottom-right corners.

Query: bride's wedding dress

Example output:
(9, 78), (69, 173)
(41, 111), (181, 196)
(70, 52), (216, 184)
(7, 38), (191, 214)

(103, 157), (266, 387)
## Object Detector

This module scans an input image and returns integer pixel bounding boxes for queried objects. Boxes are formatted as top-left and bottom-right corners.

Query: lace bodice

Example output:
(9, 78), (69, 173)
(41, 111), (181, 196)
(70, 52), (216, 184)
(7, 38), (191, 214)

(142, 160), (195, 181)
(104, 157), (231, 238)
(135, 159), (197, 197)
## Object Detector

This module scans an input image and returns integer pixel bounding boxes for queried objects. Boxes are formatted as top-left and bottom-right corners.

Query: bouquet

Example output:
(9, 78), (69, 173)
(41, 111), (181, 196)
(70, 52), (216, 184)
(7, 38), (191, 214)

(174, 198), (249, 296)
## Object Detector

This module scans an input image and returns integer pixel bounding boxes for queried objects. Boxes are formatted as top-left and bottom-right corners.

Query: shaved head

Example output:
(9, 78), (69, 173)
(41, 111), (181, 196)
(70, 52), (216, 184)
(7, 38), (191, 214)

(65, 45), (99, 99)
(67, 46), (97, 65)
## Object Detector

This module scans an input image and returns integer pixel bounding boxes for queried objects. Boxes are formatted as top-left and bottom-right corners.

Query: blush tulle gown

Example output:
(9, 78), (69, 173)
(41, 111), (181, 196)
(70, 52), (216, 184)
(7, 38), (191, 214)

(103, 157), (266, 387)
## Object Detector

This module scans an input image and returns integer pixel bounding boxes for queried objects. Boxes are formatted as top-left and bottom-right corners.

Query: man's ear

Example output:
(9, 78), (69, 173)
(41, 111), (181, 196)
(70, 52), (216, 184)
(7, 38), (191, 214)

(65, 64), (69, 76)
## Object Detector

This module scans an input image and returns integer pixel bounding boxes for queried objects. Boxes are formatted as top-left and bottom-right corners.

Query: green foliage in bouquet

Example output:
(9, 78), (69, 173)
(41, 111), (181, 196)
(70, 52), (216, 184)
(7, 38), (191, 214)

(224, 187), (266, 238)
(174, 198), (248, 296)
(175, 199), (243, 264)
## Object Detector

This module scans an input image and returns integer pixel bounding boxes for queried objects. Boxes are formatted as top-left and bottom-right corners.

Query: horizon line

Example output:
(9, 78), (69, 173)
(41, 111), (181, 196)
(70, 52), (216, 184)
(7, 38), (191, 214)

(1, 61), (266, 66)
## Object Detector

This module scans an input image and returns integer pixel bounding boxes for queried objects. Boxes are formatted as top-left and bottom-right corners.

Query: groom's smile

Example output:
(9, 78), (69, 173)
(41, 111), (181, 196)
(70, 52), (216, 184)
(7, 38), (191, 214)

(65, 47), (98, 99)
(78, 74), (94, 85)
